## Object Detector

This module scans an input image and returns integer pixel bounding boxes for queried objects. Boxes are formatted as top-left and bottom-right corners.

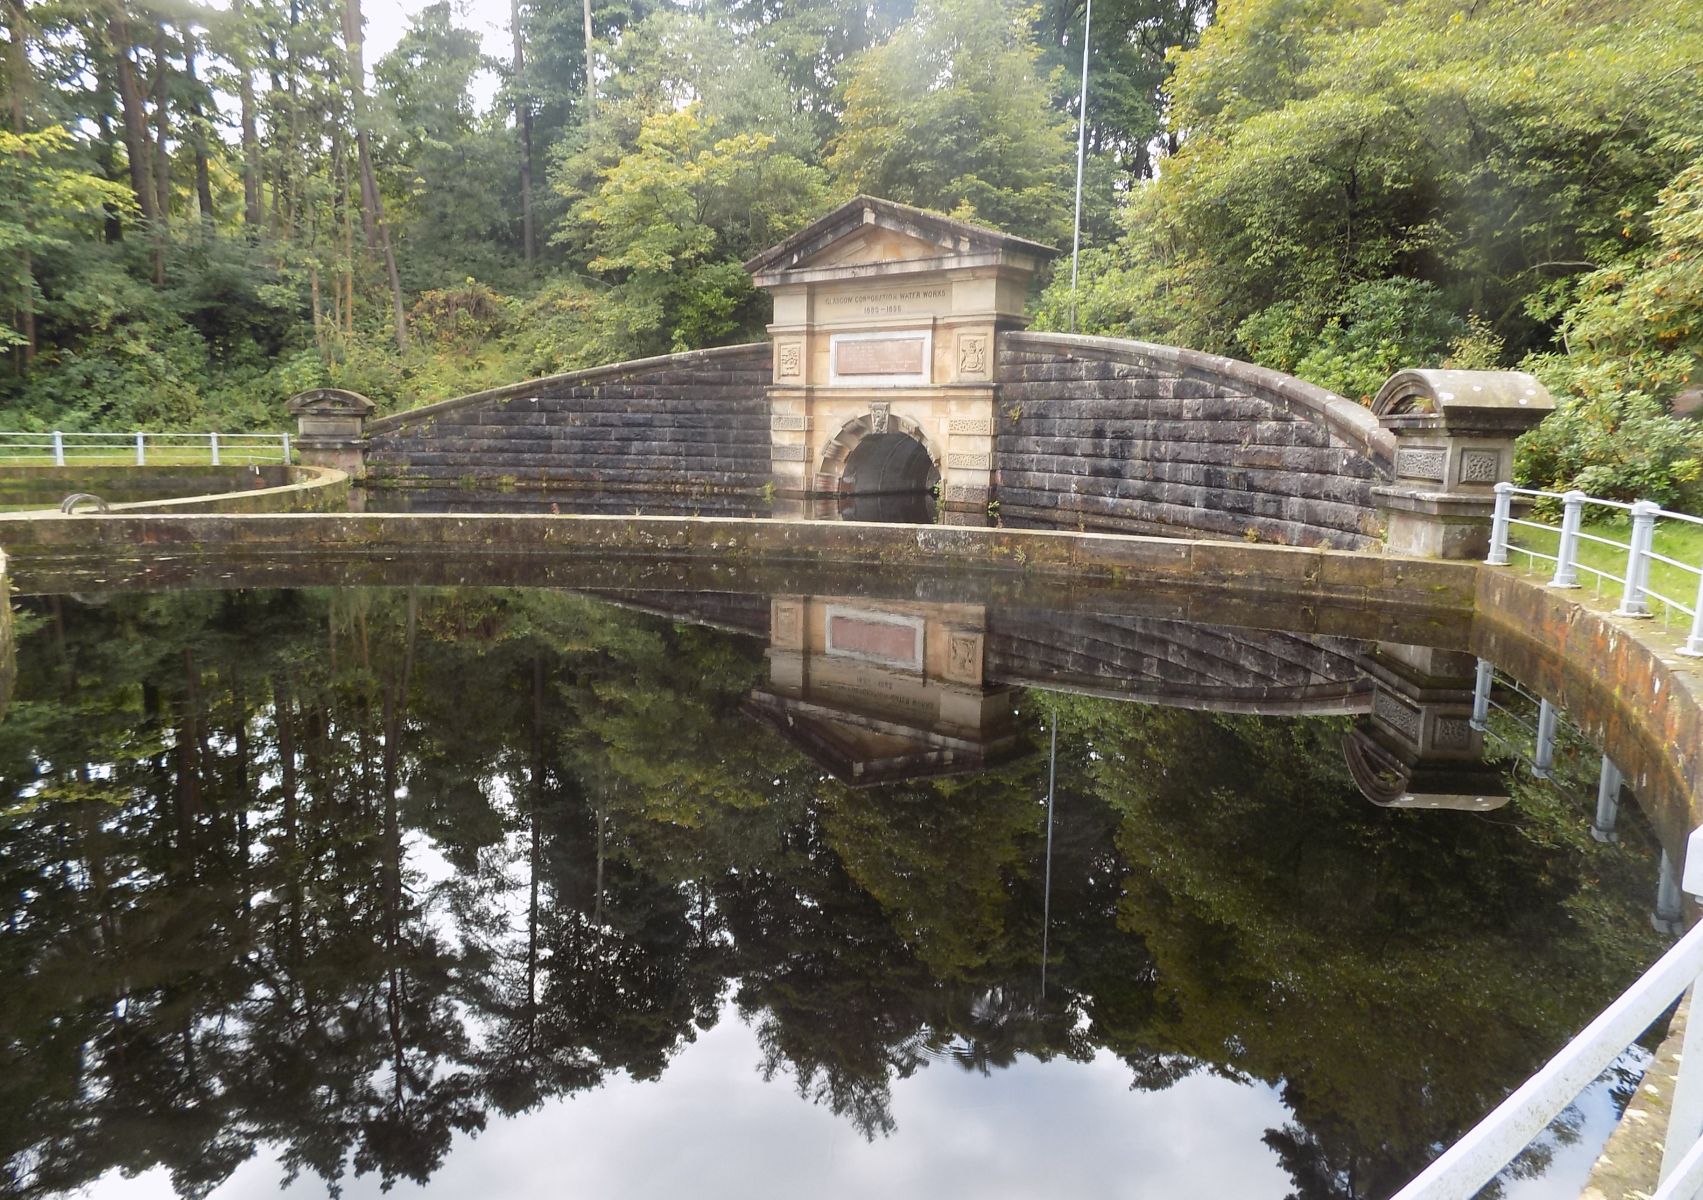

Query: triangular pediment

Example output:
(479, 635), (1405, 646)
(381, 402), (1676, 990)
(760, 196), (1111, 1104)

(744, 195), (1057, 284)
(796, 224), (946, 270)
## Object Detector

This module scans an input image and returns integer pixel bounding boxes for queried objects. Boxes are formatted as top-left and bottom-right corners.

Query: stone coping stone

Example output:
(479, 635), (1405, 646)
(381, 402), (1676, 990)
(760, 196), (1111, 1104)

(0, 511), (1477, 610)
(0, 465), (348, 516)
(366, 343), (770, 436)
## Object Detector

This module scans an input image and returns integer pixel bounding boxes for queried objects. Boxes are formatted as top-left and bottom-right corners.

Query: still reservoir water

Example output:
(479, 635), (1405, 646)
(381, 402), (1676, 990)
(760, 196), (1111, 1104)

(0, 582), (1671, 1199)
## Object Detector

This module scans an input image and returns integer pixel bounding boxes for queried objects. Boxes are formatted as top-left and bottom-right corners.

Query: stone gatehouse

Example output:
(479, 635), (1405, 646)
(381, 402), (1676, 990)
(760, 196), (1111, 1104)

(743, 195), (1055, 512)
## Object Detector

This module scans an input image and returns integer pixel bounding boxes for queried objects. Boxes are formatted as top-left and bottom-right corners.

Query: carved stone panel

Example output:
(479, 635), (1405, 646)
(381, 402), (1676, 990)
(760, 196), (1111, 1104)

(957, 333), (990, 380)
(946, 452), (991, 471)
(947, 417), (993, 436)
(771, 444), (808, 462)
(771, 599), (804, 650)
(870, 402), (890, 435)
(1396, 447), (1447, 483)
(776, 341), (803, 379)
(770, 414), (809, 432)
(1459, 449), (1502, 484)
(944, 631), (984, 684)
(1373, 690), (1423, 742)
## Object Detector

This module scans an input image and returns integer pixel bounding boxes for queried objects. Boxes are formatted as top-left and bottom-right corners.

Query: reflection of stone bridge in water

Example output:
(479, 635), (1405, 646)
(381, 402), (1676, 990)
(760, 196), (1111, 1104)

(309, 195), (1547, 558)
(601, 587), (1513, 814)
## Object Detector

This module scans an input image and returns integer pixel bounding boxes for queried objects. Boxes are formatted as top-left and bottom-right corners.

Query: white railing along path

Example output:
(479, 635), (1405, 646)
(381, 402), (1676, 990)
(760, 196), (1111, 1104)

(0, 430), (291, 467)
(1488, 481), (1703, 656)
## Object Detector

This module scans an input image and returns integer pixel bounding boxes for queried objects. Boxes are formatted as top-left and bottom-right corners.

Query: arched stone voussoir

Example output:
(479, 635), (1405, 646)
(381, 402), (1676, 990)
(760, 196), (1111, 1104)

(817, 411), (943, 494)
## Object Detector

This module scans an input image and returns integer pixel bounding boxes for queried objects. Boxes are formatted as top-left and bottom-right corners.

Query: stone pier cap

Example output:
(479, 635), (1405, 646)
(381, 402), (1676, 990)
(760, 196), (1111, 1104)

(1373, 369), (1555, 438)
(1372, 368), (1555, 560)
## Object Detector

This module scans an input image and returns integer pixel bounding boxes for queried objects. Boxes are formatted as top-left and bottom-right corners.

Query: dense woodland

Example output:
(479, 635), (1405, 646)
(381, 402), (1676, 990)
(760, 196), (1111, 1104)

(0, 0), (1699, 500)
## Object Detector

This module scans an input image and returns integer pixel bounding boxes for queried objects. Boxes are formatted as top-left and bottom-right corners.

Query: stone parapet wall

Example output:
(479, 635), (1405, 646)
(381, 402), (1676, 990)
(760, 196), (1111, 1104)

(365, 343), (773, 493)
(995, 332), (1396, 548)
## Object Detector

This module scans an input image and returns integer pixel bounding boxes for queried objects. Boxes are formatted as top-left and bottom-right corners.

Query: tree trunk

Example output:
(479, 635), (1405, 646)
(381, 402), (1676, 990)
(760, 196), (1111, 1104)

(110, 16), (156, 223)
(148, 26), (170, 282)
(233, 0), (262, 227)
(342, 0), (407, 349)
(582, 0), (593, 103)
(5, 0), (35, 365)
(183, 27), (215, 222)
(512, 0), (535, 263)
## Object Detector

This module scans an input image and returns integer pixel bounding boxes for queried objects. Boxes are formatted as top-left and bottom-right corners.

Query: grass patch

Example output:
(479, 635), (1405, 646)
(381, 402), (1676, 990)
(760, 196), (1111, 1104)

(0, 451), (285, 467)
(1508, 513), (1703, 622)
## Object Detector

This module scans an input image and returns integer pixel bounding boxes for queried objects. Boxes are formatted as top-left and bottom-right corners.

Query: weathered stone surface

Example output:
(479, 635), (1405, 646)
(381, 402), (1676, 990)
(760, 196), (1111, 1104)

(365, 343), (773, 493)
(995, 332), (1394, 548)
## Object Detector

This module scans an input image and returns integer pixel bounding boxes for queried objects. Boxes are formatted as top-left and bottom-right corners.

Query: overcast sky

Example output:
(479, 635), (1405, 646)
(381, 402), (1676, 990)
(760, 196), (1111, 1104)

(363, 0), (510, 108)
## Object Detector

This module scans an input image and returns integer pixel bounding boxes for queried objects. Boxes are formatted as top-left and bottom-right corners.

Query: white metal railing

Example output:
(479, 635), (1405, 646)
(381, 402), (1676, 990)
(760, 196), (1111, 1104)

(1488, 482), (1703, 656)
(1390, 896), (1703, 1200)
(0, 431), (292, 467)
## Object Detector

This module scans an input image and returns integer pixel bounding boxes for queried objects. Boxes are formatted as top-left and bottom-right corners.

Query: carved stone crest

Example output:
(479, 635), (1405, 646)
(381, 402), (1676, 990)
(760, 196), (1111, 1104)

(946, 632), (982, 683)
(870, 402), (890, 435)
(777, 342), (802, 378)
(958, 334), (988, 377)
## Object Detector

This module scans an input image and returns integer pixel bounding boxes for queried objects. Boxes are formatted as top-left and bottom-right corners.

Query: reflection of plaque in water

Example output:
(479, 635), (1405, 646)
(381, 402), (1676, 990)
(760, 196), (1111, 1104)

(835, 336), (927, 377)
(825, 607), (923, 670)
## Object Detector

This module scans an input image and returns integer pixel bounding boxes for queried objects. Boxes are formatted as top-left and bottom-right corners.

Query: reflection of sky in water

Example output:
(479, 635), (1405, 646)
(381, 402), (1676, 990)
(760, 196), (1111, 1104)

(73, 823), (1642, 1200)
(91, 1013), (1295, 1199)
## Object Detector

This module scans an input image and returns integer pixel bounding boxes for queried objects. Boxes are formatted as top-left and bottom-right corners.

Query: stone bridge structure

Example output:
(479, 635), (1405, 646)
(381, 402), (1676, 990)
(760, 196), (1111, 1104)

(298, 195), (1551, 556)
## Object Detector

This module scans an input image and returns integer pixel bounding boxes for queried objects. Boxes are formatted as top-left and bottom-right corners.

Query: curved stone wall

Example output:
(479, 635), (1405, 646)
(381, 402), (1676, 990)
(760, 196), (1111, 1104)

(365, 343), (772, 494)
(994, 332), (1396, 549)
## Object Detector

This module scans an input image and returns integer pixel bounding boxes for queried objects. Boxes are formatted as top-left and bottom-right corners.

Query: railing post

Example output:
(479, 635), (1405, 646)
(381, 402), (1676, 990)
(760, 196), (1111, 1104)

(1533, 699), (1557, 779)
(1662, 988), (1703, 1186)
(1486, 481), (1514, 565)
(1470, 658), (1493, 731)
(209, 431), (220, 466)
(281, 432), (291, 463)
(1618, 500), (1660, 618)
(1550, 489), (1585, 588)
(1682, 562), (1703, 658)
(1592, 756), (1622, 843)
(51, 430), (64, 466)
(1656, 849), (1685, 935)
(135, 431), (145, 465)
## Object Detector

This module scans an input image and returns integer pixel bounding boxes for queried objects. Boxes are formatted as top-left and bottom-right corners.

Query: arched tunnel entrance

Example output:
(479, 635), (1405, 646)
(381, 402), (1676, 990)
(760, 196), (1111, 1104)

(838, 432), (941, 523)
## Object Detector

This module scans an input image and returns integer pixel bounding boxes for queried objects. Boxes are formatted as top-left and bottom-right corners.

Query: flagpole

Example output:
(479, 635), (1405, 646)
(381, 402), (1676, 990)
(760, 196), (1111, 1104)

(1069, 0), (1093, 333)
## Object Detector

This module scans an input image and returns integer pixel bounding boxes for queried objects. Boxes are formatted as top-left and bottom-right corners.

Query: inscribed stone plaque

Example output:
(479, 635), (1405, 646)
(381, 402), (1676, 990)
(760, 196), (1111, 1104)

(826, 610), (922, 670)
(835, 337), (927, 377)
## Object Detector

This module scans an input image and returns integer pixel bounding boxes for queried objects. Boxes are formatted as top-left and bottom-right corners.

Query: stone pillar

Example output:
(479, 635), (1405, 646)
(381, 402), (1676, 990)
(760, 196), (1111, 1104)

(287, 387), (374, 478)
(1343, 642), (1511, 811)
(1371, 369), (1554, 559)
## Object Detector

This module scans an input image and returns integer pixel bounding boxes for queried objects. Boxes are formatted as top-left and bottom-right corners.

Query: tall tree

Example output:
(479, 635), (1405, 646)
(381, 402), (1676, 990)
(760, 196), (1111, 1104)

(341, 0), (407, 349)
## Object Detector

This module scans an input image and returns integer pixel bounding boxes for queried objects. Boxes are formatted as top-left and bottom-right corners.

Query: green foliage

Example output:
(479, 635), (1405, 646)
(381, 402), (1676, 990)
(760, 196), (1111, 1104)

(557, 100), (827, 356)
(827, 0), (1076, 244)
(1236, 278), (1466, 403)
(1515, 363), (1703, 506)
(1515, 153), (1703, 505)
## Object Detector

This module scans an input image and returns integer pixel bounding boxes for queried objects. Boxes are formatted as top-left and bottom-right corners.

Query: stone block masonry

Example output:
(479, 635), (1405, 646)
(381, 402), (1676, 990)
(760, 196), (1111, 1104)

(364, 343), (773, 494)
(995, 332), (1396, 549)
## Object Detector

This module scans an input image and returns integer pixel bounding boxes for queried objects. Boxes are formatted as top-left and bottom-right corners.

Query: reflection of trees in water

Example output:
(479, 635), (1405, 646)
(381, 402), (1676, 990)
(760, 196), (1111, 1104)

(0, 589), (1668, 1200)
